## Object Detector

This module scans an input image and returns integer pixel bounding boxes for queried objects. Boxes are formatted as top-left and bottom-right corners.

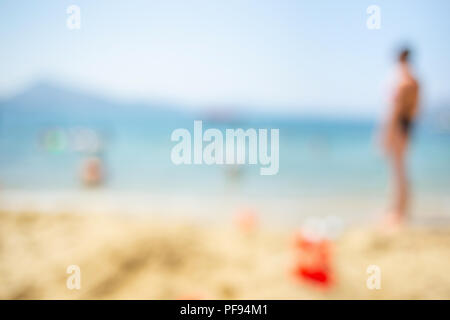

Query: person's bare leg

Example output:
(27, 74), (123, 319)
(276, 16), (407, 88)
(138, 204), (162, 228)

(393, 139), (408, 218)
(380, 130), (408, 230)
(389, 132), (408, 224)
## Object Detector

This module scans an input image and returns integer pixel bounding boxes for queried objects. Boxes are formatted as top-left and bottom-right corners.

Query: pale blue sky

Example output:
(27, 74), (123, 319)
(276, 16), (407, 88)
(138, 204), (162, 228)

(1, 0), (449, 116)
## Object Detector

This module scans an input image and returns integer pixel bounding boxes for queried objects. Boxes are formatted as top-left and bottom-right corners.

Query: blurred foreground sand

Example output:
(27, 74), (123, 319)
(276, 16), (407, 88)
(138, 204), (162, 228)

(1, 211), (450, 299)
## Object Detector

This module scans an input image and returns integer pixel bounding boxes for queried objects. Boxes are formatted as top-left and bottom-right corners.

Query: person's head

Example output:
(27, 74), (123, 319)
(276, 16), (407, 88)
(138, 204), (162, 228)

(398, 48), (411, 64)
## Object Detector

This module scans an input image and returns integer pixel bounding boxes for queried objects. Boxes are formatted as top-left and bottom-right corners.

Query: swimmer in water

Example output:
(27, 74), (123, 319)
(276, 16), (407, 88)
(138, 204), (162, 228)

(80, 156), (104, 187)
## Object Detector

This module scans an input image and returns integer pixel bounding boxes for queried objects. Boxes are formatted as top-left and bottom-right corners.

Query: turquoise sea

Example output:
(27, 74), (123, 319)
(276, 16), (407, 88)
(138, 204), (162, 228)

(0, 84), (449, 224)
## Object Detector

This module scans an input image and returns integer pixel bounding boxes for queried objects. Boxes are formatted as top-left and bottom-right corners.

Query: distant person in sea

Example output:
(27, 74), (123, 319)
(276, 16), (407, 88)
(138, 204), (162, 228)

(80, 156), (104, 187)
(382, 48), (420, 226)
(75, 128), (106, 188)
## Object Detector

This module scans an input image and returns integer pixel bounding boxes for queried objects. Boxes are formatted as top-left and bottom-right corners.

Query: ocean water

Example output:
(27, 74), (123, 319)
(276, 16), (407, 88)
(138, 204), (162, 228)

(0, 95), (449, 223)
(1, 110), (449, 193)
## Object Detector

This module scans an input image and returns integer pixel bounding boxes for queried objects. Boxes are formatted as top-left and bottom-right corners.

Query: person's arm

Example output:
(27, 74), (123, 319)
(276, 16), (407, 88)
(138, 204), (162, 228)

(381, 83), (405, 152)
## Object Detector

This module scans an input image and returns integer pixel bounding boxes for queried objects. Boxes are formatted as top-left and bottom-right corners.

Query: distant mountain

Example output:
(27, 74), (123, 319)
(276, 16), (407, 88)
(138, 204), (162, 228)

(0, 82), (200, 133)
(1, 82), (115, 110)
(0, 81), (185, 116)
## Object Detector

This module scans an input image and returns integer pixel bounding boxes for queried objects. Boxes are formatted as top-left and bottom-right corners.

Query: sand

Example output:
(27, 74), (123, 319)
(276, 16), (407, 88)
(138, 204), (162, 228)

(1, 211), (450, 299)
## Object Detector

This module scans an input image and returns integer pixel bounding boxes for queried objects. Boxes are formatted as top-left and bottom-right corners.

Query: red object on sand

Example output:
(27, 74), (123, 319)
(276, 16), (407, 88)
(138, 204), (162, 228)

(293, 266), (331, 285)
(291, 232), (334, 288)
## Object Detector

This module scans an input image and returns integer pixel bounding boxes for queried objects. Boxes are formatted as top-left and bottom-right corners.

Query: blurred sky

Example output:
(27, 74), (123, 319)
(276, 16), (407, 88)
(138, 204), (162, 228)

(0, 0), (449, 116)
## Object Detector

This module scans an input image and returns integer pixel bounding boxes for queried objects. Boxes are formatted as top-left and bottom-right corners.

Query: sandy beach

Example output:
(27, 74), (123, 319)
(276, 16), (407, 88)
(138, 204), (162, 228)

(1, 211), (450, 299)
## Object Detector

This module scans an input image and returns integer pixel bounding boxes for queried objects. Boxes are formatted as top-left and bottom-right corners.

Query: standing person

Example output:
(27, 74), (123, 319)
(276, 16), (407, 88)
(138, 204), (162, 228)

(382, 48), (420, 226)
